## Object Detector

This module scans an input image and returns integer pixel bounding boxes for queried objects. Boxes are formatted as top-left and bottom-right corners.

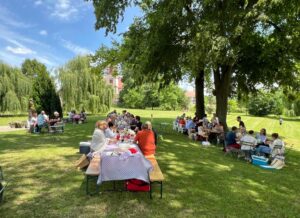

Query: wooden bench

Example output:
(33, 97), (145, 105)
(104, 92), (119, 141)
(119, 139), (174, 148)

(85, 156), (101, 195)
(49, 124), (65, 133)
(85, 155), (165, 198)
(145, 155), (165, 199)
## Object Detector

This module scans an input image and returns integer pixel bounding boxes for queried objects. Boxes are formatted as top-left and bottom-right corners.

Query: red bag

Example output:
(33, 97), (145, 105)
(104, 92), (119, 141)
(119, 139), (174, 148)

(126, 179), (150, 192)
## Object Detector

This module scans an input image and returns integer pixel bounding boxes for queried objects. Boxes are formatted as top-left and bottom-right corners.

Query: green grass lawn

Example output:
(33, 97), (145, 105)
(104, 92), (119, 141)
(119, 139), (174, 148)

(0, 109), (299, 217)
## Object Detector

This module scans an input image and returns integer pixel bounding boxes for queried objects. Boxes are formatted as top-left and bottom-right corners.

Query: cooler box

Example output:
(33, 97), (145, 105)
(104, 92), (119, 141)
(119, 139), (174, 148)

(79, 142), (91, 154)
(251, 155), (268, 166)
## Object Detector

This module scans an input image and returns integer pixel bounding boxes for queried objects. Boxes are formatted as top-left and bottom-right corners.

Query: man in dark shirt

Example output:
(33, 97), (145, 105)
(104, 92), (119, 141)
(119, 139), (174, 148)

(237, 116), (245, 128)
(135, 116), (142, 131)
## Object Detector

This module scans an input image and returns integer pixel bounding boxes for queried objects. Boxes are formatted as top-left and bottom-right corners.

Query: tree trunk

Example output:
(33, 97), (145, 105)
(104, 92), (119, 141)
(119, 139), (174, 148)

(195, 69), (205, 118)
(213, 65), (232, 131)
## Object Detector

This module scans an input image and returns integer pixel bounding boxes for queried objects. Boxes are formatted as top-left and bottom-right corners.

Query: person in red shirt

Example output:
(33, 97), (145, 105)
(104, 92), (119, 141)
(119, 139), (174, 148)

(134, 123), (156, 156)
(179, 118), (186, 126)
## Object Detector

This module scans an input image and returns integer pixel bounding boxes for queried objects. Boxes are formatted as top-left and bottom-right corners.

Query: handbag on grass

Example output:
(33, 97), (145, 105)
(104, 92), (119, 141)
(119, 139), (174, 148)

(125, 179), (150, 192)
(75, 154), (90, 169)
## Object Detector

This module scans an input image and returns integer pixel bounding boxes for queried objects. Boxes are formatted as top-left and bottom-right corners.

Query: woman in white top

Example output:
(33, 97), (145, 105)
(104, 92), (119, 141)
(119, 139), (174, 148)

(90, 121), (108, 153)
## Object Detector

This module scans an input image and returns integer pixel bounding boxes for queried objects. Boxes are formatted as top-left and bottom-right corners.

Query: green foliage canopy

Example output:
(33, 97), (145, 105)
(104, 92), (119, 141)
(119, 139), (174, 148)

(89, 0), (300, 129)
(0, 62), (32, 113)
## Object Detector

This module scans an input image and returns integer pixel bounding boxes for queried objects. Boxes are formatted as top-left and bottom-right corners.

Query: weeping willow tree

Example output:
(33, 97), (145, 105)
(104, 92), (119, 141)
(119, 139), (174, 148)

(0, 62), (32, 113)
(58, 56), (113, 113)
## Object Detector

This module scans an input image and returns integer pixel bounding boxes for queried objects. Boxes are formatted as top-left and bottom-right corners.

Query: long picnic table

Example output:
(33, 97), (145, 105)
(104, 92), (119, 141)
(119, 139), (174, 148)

(85, 142), (164, 198)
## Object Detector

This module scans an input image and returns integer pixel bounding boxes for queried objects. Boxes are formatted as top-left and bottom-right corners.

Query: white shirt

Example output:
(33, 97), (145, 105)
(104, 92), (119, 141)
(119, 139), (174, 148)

(198, 126), (205, 135)
(30, 117), (37, 125)
(211, 117), (219, 125)
(240, 134), (257, 150)
(270, 139), (284, 150)
(90, 128), (107, 152)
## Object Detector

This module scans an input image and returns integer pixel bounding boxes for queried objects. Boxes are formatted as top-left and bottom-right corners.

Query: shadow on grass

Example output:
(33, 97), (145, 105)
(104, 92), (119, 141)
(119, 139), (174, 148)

(0, 117), (300, 217)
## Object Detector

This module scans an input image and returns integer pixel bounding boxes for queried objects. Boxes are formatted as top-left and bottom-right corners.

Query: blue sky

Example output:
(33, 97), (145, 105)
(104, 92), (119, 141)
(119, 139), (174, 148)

(0, 0), (141, 69)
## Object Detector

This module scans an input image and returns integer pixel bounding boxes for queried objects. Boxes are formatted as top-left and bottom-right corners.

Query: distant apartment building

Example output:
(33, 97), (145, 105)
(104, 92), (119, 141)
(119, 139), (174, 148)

(185, 90), (196, 104)
(103, 66), (123, 103)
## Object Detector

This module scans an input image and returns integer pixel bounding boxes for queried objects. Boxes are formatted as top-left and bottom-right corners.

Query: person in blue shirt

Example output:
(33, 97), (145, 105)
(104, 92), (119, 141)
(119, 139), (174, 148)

(185, 117), (195, 130)
(37, 110), (49, 132)
(225, 126), (240, 151)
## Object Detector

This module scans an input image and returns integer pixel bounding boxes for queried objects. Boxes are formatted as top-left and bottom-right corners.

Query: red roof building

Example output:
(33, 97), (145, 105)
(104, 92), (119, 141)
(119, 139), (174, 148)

(185, 90), (196, 104)
(103, 66), (123, 103)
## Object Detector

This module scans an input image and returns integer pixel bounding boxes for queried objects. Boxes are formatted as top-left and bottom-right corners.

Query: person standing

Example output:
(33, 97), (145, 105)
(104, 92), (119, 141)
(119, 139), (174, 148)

(28, 98), (35, 121)
(279, 117), (283, 125)
(237, 116), (245, 128)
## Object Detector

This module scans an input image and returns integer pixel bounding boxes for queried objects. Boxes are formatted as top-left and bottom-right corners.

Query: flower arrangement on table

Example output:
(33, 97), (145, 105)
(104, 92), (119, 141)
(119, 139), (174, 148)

(117, 128), (136, 141)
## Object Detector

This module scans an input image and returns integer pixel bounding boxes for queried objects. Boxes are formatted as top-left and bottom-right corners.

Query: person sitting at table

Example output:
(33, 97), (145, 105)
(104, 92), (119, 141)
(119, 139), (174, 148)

(225, 126), (240, 151)
(49, 111), (61, 126)
(211, 113), (219, 127)
(135, 116), (142, 132)
(37, 110), (49, 132)
(193, 113), (200, 123)
(175, 116), (180, 124)
(208, 122), (224, 143)
(179, 117), (186, 127)
(197, 125), (208, 141)
(73, 111), (81, 124)
(256, 128), (267, 146)
(105, 121), (116, 139)
(68, 110), (75, 122)
(130, 115), (138, 130)
(134, 123), (156, 156)
(240, 130), (257, 161)
(256, 133), (284, 157)
(80, 110), (87, 122)
(239, 126), (247, 137)
(185, 117), (195, 136)
(145, 121), (158, 146)
(90, 121), (108, 153)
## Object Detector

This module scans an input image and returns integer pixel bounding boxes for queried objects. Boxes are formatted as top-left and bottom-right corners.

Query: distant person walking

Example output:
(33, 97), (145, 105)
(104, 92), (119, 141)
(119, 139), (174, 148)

(237, 116), (245, 128)
(279, 117), (283, 125)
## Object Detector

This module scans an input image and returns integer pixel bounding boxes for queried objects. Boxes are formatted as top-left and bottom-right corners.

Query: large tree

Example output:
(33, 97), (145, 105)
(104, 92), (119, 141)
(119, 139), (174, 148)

(89, 0), (300, 129)
(26, 59), (63, 117)
(58, 56), (113, 113)
(0, 62), (32, 113)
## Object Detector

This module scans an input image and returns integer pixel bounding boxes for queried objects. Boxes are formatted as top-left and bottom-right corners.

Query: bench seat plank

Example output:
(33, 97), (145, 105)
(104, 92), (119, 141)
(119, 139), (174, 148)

(146, 157), (164, 182)
(85, 157), (100, 176)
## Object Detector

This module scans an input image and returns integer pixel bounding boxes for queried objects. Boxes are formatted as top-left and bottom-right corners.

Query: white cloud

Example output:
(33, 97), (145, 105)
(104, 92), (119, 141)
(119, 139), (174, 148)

(0, 51), (26, 66)
(0, 24), (49, 48)
(39, 30), (48, 36)
(51, 0), (78, 21)
(61, 39), (92, 55)
(0, 25), (62, 67)
(35, 0), (43, 5)
(36, 56), (55, 66)
(0, 5), (33, 28)
(6, 46), (36, 55)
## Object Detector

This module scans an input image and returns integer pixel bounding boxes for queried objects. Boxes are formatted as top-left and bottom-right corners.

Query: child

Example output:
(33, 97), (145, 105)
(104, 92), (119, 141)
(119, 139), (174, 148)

(279, 117), (283, 125)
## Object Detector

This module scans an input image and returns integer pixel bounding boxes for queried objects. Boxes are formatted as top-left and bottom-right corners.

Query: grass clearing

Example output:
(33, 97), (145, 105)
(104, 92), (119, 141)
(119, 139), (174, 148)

(0, 109), (299, 217)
